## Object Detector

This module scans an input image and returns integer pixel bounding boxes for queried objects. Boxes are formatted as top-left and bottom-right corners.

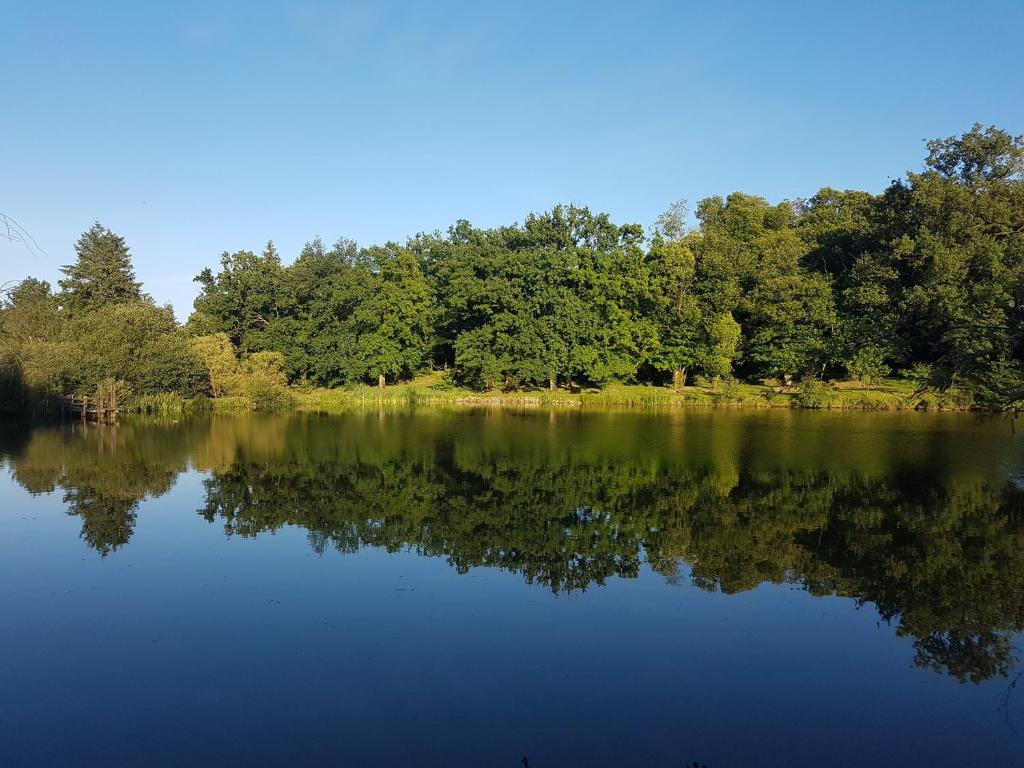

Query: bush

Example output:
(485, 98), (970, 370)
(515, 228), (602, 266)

(902, 362), (934, 388)
(430, 370), (459, 391)
(245, 378), (294, 412)
(190, 333), (244, 397)
(710, 378), (745, 404)
(794, 378), (837, 408)
(135, 334), (210, 398)
(240, 351), (293, 411)
(846, 346), (890, 384)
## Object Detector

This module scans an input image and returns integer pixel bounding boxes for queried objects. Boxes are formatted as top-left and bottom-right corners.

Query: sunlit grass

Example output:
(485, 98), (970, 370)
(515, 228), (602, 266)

(284, 375), (975, 412)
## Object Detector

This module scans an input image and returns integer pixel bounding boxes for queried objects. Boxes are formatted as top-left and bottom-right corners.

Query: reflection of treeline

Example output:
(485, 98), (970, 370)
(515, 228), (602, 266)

(801, 478), (1024, 683)
(201, 451), (1024, 683)
(6, 420), (203, 553)
(4, 412), (1023, 682)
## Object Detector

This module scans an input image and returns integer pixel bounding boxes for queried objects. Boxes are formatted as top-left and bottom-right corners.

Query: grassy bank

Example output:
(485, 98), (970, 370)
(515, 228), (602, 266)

(2, 374), (978, 420)
(286, 374), (975, 413)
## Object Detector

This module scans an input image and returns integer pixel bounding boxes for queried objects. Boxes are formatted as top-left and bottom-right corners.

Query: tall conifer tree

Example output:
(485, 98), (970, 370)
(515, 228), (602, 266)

(59, 222), (142, 313)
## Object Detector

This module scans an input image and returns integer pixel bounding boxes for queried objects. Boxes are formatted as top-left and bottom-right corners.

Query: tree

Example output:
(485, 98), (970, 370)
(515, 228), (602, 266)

(58, 223), (143, 313)
(59, 301), (181, 394)
(885, 125), (1024, 393)
(647, 235), (703, 389)
(354, 244), (436, 387)
(925, 123), (1024, 184)
(0, 278), (61, 403)
(703, 312), (740, 382)
(190, 333), (243, 397)
(190, 241), (286, 354)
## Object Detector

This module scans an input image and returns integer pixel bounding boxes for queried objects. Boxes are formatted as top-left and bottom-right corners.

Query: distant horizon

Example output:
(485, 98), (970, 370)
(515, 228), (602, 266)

(4, 0), (1022, 318)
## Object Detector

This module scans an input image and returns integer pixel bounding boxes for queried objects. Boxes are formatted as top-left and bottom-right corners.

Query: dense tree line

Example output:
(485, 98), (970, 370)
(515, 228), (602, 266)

(0, 225), (291, 411)
(182, 124), (1024, 403)
(2, 124), (1022, 408)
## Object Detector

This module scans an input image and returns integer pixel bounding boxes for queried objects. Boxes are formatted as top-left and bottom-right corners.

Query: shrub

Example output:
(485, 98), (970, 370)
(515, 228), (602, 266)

(794, 378), (837, 408)
(430, 370), (458, 391)
(846, 346), (890, 384)
(902, 362), (934, 388)
(710, 378), (745, 404)
(240, 351), (293, 411)
(135, 334), (210, 398)
(245, 378), (294, 412)
(190, 333), (244, 397)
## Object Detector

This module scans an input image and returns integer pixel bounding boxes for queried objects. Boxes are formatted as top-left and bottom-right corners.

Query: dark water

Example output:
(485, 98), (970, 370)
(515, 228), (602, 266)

(2, 409), (1023, 767)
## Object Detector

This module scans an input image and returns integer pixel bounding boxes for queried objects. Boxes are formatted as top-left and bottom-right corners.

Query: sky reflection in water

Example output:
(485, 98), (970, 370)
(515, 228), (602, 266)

(1, 409), (1022, 767)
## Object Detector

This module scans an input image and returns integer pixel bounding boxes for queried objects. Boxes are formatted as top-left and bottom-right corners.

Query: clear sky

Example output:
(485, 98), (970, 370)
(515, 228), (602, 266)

(3, 0), (1022, 317)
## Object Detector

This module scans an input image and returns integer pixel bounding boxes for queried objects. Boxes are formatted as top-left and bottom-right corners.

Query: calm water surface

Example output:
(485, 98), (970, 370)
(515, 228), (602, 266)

(2, 409), (1023, 767)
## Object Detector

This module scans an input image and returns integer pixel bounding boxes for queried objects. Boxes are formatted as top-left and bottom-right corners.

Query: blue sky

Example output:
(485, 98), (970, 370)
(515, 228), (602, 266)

(2, 0), (1022, 317)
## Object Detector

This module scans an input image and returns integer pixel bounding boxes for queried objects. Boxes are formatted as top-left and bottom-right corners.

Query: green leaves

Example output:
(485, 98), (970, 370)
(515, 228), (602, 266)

(58, 223), (143, 314)
(5, 124), (1024, 409)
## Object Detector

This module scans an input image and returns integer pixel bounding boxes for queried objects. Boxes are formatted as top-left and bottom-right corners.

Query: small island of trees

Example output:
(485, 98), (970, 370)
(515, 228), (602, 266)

(2, 124), (1023, 413)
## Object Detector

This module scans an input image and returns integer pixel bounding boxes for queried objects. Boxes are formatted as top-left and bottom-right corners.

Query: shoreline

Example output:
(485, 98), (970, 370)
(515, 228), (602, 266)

(279, 379), (979, 413)
(3, 379), (995, 421)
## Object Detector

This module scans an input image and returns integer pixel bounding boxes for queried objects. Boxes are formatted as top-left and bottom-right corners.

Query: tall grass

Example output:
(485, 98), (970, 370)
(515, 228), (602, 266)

(124, 393), (212, 415)
(125, 378), (981, 416)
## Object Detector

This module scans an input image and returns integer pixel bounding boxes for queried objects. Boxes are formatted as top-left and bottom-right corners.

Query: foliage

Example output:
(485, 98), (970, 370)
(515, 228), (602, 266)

(188, 333), (292, 411)
(58, 222), (143, 314)
(4, 123), (1024, 411)
(190, 333), (243, 397)
(239, 350), (293, 411)
(845, 345), (890, 384)
(794, 378), (837, 408)
(703, 312), (741, 382)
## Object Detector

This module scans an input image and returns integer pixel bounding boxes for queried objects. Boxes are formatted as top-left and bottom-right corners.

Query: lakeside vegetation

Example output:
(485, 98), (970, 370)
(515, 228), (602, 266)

(2, 124), (1023, 414)
(279, 372), (972, 412)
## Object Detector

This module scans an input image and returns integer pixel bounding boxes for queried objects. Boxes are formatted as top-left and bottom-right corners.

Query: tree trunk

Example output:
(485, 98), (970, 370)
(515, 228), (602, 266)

(566, 375), (574, 390)
(673, 366), (687, 393)
(548, 376), (555, 391)
(378, 373), (386, 389)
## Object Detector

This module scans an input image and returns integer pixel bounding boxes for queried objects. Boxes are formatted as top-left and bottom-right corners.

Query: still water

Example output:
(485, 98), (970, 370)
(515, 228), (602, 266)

(1, 409), (1023, 767)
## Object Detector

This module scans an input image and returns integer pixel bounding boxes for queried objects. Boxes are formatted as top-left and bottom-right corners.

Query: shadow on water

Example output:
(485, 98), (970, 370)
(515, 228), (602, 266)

(2, 409), (1024, 686)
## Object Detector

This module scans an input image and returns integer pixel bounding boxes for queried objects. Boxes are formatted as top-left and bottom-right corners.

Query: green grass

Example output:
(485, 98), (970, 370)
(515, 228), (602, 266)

(210, 395), (261, 412)
(124, 393), (212, 415)
(283, 374), (976, 413)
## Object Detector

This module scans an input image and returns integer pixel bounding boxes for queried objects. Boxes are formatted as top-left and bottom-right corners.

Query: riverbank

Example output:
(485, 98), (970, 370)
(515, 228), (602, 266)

(0, 375), (978, 420)
(223, 374), (976, 413)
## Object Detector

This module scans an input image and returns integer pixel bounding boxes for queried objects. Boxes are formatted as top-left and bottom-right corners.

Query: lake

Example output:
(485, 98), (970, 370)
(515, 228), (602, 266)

(2, 409), (1023, 767)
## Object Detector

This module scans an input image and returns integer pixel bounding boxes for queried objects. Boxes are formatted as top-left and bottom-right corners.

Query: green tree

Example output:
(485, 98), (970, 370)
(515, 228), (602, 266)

(189, 333), (243, 397)
(0, 278), (62, 403)
(354, 244), (437, 387)
(647, 234), (703, 389)
(58, 223), (143, 313)
(59, 301), (183, 395)
(703, 312), (740, 382)
(190, 241), (286, 354)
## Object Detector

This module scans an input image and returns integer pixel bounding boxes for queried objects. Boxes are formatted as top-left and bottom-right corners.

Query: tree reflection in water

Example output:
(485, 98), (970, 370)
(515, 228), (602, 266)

(4, 410), (1023, 684)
